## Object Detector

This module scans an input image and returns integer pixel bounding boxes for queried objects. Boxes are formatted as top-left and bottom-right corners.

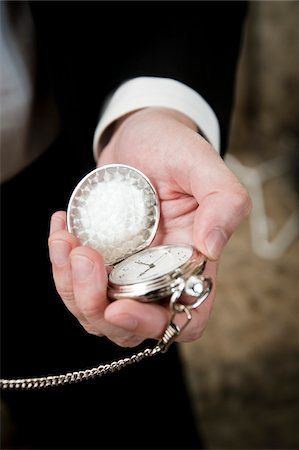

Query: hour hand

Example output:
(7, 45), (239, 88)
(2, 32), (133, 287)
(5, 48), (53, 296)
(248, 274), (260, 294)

(138, 262), (155, 277)
(135, 260), (151, 267)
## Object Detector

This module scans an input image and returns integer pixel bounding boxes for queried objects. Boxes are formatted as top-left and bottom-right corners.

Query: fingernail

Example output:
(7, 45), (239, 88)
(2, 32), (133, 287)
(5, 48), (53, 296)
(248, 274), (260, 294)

(71, 255), (94, 282)
(50, 215), (65, 234)
(49, 240), (71, 266)
(204, 228), (228, 260)
(107, 314), (138, 332)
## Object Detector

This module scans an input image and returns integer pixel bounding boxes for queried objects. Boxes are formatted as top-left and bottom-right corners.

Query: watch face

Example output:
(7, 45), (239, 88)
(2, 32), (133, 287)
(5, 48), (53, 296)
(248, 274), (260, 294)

(109, 244), (193, 285)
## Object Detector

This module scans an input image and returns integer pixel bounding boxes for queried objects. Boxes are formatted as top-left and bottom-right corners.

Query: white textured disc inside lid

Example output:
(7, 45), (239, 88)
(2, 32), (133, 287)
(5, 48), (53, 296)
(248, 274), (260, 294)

(67, 164), (160, 265)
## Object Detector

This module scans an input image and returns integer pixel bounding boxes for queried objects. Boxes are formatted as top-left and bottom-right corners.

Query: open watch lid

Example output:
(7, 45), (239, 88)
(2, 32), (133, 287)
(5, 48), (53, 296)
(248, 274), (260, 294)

(67, 164), (160, 265)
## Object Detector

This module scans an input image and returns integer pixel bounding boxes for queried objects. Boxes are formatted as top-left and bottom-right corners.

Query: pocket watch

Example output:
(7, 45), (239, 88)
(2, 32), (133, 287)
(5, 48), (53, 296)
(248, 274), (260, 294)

(67, 164), (212, 306)
(1, 163), (213, 390)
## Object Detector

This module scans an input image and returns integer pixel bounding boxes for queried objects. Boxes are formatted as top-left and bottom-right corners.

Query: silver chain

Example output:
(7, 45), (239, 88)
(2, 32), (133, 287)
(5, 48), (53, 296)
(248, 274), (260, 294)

(1, 277), (211, 391)
(0, 292), (192, 391)
(0, 344), (162, 390)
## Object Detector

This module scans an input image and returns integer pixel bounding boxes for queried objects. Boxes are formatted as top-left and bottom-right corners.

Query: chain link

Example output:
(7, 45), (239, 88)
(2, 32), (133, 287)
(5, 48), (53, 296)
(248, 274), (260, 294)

(1, 278), (211, 391)
(0, 300), (188, 390)
(0, 345), (162, 390)
(0, 299), (190, 390)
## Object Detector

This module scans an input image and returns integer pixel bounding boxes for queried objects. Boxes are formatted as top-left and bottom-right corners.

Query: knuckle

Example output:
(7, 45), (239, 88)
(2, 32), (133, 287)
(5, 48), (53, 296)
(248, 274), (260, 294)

(48, 231), (65, 244)
(231, 187), (252, 217)
(80, 303), (101, 319)
(57, 289), (74, 303)
(48, 235), (53, 248)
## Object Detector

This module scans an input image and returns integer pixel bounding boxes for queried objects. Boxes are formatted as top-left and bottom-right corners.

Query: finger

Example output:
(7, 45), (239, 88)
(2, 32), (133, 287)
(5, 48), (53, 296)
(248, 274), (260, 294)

(70, 246), (108, 322)
(49, 228), (88, 326)
(189, 144), (252, 260)
(50, 211), (67, 235)
(104, 299), (169, 340)
(104, 328), (144, 348)
(105, 297), (208, 343)
(49, 215), (144, 344)
(193, 189), (251, 260)
(181, 260), (217, 342)
(70, 246), (144, 344)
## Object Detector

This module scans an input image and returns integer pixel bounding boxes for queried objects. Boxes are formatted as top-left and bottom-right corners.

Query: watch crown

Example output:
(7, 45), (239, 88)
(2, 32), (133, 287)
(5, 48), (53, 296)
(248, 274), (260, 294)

(185, 276), (204, 297)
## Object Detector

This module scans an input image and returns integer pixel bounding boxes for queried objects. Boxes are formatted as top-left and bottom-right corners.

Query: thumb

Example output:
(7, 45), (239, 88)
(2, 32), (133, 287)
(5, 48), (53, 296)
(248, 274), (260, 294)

(193, 186), (252, 261)
(186, 142), (252, 260)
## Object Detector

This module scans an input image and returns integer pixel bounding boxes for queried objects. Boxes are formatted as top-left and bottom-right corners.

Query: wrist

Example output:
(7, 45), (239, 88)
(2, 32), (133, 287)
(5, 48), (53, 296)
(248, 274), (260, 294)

(93, 77), (220, 160)
(114, 107), (198, 136)
(149, 107), (198, 132)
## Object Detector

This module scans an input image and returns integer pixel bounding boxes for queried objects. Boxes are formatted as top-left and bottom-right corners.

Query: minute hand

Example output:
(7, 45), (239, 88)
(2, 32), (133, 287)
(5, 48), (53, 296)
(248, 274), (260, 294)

(152, 253), (168, 265)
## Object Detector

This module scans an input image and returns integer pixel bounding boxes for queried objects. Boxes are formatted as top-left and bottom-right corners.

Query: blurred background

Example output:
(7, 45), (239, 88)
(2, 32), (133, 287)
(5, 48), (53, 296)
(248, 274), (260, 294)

(181, 2), (299, 448)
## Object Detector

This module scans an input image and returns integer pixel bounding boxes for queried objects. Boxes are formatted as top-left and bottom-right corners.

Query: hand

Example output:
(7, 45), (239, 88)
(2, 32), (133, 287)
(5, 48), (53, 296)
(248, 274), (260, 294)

(48, 107), (251, 347)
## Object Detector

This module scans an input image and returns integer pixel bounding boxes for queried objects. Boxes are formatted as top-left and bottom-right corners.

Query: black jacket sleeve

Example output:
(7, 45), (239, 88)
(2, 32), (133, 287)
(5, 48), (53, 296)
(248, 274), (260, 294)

(30, 1), (247, 157)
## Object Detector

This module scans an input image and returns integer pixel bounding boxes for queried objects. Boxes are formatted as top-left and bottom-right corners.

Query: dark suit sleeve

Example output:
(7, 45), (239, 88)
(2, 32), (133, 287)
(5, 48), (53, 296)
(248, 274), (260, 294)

(30, 1), (247, 156)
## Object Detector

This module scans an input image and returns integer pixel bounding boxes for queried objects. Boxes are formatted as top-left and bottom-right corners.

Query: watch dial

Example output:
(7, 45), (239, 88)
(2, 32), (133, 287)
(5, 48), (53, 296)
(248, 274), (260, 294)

(109, 245), (193, 285)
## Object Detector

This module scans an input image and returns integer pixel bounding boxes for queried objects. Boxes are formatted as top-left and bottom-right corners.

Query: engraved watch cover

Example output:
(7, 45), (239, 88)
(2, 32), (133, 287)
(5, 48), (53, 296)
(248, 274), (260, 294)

(67, 164), (160, 265)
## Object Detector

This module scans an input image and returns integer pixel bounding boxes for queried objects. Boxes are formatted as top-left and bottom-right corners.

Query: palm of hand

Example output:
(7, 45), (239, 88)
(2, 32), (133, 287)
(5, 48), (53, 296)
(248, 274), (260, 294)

(98, 108), (208, 250)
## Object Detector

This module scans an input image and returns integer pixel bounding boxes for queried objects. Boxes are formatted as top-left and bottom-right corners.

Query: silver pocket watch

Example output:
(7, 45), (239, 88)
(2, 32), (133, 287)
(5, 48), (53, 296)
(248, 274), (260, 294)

(1, 164), (213, 390)
(67, 164), (212, 307)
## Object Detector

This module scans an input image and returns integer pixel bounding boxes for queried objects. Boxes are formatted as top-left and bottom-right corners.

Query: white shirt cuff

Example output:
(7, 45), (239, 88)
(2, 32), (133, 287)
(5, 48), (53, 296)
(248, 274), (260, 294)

(93, 77), (220, 160)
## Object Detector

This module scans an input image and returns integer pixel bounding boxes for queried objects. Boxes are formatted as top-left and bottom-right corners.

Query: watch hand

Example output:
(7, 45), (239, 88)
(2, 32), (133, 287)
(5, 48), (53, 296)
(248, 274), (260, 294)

(152, 253), (168, 265)
(138, 254), (168, 277)
(135, 261), (151, 267)
(138, 263), (155, 277)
